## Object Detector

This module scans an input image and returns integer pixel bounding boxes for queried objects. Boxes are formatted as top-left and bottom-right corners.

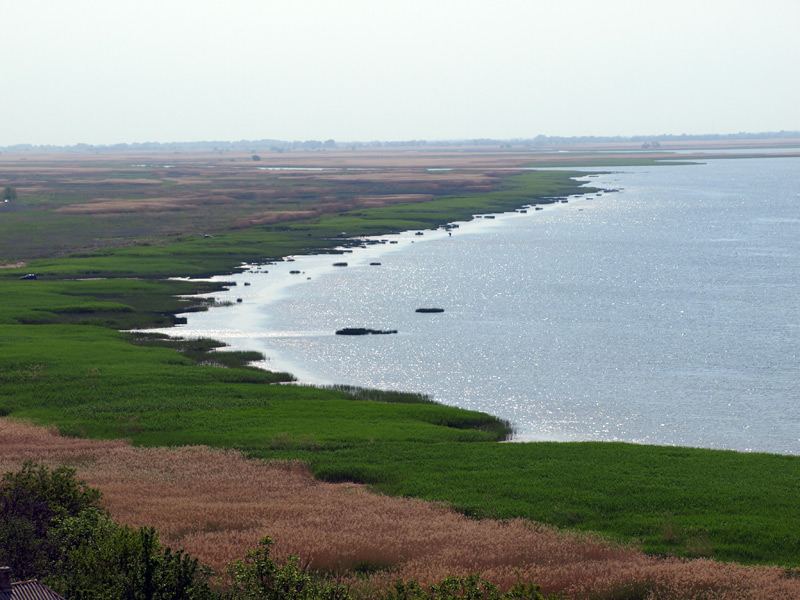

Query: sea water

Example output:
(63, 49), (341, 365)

(160, 157), (800, 455)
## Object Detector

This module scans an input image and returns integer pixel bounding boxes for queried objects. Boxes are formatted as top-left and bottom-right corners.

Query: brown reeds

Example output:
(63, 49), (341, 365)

(1, 418), (797, 600)
(55, 198), (191, 213)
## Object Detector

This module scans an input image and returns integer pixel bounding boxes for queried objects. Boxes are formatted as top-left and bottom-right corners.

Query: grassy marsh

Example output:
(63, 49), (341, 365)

(2, 148), (799, 579)
(4, 420), (800, 600)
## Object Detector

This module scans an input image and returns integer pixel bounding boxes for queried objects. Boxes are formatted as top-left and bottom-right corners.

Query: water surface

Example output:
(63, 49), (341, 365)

(161, 157), (800, 454)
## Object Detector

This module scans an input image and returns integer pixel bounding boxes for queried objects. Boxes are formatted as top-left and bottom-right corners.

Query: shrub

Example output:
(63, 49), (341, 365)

(0, 462), (102, 578)
(0, 462), (217, 599)
(225, 536), (349, 600)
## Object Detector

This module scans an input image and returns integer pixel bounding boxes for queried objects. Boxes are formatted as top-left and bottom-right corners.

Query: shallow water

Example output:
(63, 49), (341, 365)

(159, 157), (800, 454)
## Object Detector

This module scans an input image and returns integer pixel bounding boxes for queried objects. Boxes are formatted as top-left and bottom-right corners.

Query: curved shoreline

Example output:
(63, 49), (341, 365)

(150, 157), (800, 456)
(147, 181), (603, 423)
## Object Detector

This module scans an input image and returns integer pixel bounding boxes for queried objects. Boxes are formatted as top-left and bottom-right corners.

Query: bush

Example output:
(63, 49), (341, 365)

(225, 536), (348, 600)
(0, 462), (102, 579)
(1, 464), (558, 600)
(53, 524), (215, 600)
(0, 462), (217, 599)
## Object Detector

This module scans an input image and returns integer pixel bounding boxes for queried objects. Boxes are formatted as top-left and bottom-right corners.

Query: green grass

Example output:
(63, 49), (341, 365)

(296, 442), (800, 565)
(313, 170), (595, 235)
(0, 323), (507, 447)
(526, 157), (700, 167)
(0, 277), (224, 328)
(6, 323), (797, 565)
(2, 164), (800, 569)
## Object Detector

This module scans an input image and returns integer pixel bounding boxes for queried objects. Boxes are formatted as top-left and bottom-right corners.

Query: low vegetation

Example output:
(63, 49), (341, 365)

(0, 460), (569, 599)
(0, 462), (214, 599)
(300, 442), (800, 565)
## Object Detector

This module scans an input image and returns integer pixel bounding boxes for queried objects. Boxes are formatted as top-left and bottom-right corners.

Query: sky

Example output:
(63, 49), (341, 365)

(3, 0), (799, 146)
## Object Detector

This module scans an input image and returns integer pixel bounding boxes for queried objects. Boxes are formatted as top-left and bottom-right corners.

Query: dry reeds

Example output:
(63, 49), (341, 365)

(55, 197), (192, 214)
(1, 418), (797, 600)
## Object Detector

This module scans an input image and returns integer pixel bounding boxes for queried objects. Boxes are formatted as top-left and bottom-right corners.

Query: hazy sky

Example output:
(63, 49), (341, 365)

(3, 0), (799, 146)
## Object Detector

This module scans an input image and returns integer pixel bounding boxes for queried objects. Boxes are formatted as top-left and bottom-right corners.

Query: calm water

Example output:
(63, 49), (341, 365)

(162, 157), (800, 454)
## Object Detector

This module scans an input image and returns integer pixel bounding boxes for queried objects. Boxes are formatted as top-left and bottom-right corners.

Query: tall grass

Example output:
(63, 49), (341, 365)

(3, 419), (800, 600)
(300, 441), (800, 566)
(325, 385), (438, 405)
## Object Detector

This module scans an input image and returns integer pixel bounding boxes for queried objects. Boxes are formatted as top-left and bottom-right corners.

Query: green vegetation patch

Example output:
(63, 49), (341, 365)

(0, 277), (224, 328)
(1, 323), (507, 449)
(294, 441), (800, 566)
(313, 171), (595, 236)
(526, 157), (699, 167)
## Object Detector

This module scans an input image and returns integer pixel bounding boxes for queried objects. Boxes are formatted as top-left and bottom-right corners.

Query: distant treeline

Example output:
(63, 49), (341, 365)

(2, 130), (799, 152)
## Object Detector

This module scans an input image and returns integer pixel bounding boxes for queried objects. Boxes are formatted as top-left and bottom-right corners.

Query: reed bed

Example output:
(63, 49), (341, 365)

(2, 418), (797, 600)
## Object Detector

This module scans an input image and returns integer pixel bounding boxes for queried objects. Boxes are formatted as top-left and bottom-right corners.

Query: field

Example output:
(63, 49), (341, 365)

(8, 141), (795, 265)
(4, 419), (800, 600)
(3, 143), (800, 598)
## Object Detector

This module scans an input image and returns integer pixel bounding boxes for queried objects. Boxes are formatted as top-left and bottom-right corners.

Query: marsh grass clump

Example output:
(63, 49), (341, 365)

(327, 385), (437, 405)
(128, 333), (296, 378)
(326, 386), (513, 440)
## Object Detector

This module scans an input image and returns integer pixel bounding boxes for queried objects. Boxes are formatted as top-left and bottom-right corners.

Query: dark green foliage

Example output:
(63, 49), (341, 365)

(53, 525), (215, 600)
(225, 537), (348, 600)
(0, 463), (217, 599)
(383, 575), (563, 600)
(0, 462), (102, 579)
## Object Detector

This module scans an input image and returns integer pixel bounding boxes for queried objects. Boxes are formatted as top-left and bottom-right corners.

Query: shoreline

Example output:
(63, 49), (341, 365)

(147, 179), (609, 443)
(149, 158), (800, 456)
(149, 177), (603, 388)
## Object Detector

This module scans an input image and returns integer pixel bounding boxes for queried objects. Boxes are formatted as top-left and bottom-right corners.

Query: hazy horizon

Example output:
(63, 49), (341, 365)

(3, 0), (799, 147)
(4, 130), (800, 151)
